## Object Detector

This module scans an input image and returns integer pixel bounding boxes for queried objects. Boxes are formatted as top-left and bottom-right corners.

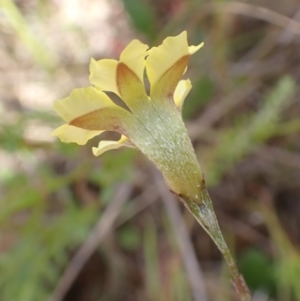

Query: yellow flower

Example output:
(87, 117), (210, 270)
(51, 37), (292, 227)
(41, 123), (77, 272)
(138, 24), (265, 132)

(52, 31), (204, 199)
(52, 32), (251, 300)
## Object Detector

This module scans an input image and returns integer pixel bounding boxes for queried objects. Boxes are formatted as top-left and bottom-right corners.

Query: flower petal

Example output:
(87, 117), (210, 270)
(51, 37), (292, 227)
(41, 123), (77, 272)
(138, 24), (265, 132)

(146, 31), (203, 98)
(92, 135), (135, 157)
(51, 124), (103, 145)
(53, 86), (136, 137)
(116, 40), (149, 113)
(89, 40), (149, 107)
(174, 79), (192, 110)
(120, 39), (149, 84)
(53, 87), (118, 122)
(89, 59), (119, 96)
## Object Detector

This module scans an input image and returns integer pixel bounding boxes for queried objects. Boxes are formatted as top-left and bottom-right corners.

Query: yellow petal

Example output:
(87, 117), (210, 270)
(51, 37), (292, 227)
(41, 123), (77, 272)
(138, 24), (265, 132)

(115, 62), (149, 114)
(120, 39), (149, 83)
(51, 124), (103, 145)
(174, 79), (192, 110)
(89, 40), (148, 100)
(117, 40), (149, 112)
(146, 31), (188, 87)
(53, 87), (118, 122)
(146, 31), (203, 97)
(89, 59), (119, 96)
(92, 135), (135, 157)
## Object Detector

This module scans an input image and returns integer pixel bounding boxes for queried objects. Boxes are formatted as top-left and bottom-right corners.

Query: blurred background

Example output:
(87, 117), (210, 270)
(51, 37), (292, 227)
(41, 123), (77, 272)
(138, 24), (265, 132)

(1, 0), (300, 300)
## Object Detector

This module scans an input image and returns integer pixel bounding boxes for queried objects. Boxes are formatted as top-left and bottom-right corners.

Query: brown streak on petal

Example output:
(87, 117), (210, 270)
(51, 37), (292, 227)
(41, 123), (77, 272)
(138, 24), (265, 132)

(117, 63), (140, 88)
(163, 55), (190, 83)
(70, 108), (120, 132)
(116, 63), (147, 106)
(152, 55), (190, 98)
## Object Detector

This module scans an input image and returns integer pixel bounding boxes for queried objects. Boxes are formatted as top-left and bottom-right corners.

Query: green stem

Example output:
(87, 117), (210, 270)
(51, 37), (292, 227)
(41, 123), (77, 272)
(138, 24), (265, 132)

(180, 187), (251, 301)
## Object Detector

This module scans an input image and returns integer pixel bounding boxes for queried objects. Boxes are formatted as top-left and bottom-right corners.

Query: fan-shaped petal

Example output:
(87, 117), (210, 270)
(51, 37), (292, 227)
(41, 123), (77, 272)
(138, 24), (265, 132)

(89, 59), (119, 96)
(146, 31), (203, 98)
(53, 86), (136, 145)
(120, 40), (148, 84)
(89, 40), (149, 110)
(53, 87), (118, 122)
